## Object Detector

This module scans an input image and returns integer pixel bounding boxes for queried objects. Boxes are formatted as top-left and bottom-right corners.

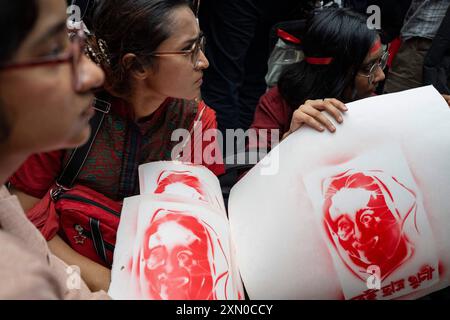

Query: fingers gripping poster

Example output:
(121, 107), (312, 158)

(228, 86), (450, 299)
(109, 162), (243, 300)
(109, 87), (449, 300)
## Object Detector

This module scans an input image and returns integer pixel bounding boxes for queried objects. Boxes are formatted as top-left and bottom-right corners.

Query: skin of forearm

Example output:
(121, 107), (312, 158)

(48, 235), (111, 292)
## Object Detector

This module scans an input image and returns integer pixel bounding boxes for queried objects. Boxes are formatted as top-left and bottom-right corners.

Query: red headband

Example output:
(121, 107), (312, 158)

(304, 39), (381, 65)
(304, 57), (334, 65)
(370, 39), (382, 55)
(277, 28), (301, 44)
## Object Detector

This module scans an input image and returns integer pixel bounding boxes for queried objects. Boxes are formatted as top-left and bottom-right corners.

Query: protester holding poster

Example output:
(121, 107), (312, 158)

(250, 8), (386, 151)
(230, 86), (450, 300)
(8, 0), (223, 293)
(250, 8), (450, 153)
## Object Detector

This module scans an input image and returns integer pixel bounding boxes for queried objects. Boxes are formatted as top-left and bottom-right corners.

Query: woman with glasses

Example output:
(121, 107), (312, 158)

(9, 0), (223, 293)
(0, 0), (108, 298)
(249, 8), (387, 150)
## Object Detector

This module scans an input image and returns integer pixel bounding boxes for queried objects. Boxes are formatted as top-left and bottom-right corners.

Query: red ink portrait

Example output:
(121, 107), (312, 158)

(130, 209), (231, 300)
(155, 170), (206, 202)
(322, 169), (416, 280)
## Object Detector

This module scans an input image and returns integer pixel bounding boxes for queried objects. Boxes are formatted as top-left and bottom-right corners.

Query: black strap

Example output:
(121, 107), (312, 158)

(89, 218), (109, 266)
(56, 94), (111, 190)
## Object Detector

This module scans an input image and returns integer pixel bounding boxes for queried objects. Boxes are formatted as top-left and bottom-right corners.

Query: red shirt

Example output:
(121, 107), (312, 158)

(10, 97), (224, 202)
(249, 86), (293, 152)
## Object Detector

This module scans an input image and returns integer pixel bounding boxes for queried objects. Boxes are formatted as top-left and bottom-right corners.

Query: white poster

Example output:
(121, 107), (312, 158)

(110, 162), (243, 300)
(228, 86), (450, 299)
(139, 161), (225, 212)
(304, 145), (439, 300)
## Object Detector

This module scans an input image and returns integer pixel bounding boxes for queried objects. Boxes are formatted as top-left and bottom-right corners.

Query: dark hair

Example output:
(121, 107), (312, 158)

(0, 0), (38, 141)
(81, 0), (191, 97)
(0, 1), (38, 64)
(278, 8), (377, 108)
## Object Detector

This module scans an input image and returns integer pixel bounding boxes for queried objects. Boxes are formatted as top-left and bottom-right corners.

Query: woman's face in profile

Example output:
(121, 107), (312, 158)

(345, 39), (386, 101)
(0, 0), (104, 154)
(143, 6), (209, 101)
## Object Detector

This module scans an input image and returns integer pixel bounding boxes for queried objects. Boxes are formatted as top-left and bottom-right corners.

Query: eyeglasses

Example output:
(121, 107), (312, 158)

(357, 51), (389, 85)
(149, 33), (206, 69)
(0, 28), (86, 89)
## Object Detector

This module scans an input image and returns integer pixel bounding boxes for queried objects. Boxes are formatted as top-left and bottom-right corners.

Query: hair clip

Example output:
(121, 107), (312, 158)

(97, 38), (111, 66)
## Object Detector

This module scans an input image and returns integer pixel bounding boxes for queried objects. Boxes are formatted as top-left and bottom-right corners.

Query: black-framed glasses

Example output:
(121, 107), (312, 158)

(357, 51), (389, 85)
(149, 33), (206, 68)
(0, 28), (86, 89)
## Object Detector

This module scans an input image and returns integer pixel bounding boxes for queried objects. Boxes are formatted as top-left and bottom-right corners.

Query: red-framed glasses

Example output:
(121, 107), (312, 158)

(0, 28), (86, 89)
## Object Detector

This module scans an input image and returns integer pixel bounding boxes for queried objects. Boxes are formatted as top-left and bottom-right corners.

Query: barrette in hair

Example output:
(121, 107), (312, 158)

(97, 38), (111, 66)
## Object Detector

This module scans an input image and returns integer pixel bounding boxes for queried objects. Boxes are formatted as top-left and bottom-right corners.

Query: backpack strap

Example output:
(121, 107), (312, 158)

(89, 217), (109, 266)
(51, 94), (111, 199)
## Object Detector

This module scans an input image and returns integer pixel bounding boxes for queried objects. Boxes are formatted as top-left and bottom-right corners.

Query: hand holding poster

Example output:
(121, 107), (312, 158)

(109, 87), (450, 300)
(228, 86), (450, 299)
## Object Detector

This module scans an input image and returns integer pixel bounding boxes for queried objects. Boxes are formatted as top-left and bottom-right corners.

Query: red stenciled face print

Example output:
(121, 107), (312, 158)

(129, 209), (235, 300)
(139, 213), (214, 300)
(323, 170), (415, 280)
(155, 170), (206, 201)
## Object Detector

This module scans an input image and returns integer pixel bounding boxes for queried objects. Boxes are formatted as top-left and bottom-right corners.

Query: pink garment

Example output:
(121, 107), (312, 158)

(0, 186), (110, 300)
